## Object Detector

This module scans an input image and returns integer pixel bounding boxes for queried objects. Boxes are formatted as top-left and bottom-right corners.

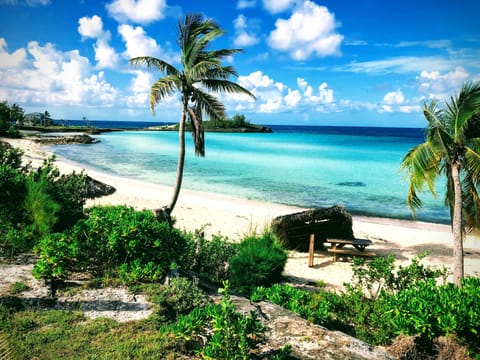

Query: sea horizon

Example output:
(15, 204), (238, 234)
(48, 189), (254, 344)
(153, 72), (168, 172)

(49, 120), (451, 225)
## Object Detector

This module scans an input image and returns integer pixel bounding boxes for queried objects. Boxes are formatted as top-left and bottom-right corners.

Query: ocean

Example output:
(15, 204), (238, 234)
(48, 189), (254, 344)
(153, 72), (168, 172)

(49, 120), (450, 224)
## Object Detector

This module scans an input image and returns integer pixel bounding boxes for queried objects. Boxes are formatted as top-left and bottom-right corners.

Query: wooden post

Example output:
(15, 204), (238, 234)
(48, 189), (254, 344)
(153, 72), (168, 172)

(308, 233), (315, 267)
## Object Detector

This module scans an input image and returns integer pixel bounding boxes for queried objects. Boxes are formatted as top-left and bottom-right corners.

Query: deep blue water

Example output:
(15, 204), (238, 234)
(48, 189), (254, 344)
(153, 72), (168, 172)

(50, 121), (449, 224)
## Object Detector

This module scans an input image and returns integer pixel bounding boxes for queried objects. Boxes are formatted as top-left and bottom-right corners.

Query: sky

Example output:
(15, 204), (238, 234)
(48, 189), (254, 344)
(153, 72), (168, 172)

(0, 0), (479, 127)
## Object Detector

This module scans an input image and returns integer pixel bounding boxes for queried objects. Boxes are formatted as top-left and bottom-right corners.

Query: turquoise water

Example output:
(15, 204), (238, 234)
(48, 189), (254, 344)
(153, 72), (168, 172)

(50, 125), (450, 224)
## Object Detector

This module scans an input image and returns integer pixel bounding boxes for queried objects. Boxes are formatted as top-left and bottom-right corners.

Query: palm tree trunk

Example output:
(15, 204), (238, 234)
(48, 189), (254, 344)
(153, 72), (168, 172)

(451, 161), (464, 285)
(167, 101), (187, 215)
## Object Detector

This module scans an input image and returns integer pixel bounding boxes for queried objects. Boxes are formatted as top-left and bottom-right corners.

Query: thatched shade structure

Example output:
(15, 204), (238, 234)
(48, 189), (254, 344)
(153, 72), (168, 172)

(272, 205), (354, 251)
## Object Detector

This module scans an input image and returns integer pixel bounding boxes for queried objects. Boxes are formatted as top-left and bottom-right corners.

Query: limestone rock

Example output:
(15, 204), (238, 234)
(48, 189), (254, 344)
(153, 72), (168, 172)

(230, 296), (393, 359)
(31, 134), (99, 145)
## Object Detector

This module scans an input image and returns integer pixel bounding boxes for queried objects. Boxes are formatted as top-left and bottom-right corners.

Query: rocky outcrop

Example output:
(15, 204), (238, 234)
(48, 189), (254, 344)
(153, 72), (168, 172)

(272, 206), (354, 251)
(31, 134), (99, 145)
(230, 296), (393, 359)
(83, 176), (116, 198)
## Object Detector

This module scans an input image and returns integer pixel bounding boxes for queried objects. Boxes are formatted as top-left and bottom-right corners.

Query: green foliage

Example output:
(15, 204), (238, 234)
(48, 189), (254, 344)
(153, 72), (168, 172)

(201, 113), (251, 129)
(30, 157), (88, 232)
(33, 206), (189, 285)
(141, 277), (210, 323)
(9, 282), (30, 295)
(180, 230), (238, 283)
(168, 281), (266, 359)
(24, 169), (60, 238)
(0, 101), (21, 137)
(251, 284), (332, 325)
(230, 230), (287, 295)
(0, 146), (88, 257)
(0, 304), (188, 359)
(32, 232), (80, 282)
(251, 255), (479, 357)
(376, 277), (480, 348)
(346, 252), (447, 298)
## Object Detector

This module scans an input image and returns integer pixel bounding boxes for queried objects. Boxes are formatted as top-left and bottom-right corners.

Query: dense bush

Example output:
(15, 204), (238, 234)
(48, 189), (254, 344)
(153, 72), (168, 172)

(180, 230), (238, 284)
(229, 230), (287, 295)
(250, 255), (480, 357)
(168, 282), (266, 359)
(1, 144), (89, 256)
(141, 276), (210, 323)
(251, 283), (332, 325)
(33, 206), (189, 285)
(28, 157), (88, 232)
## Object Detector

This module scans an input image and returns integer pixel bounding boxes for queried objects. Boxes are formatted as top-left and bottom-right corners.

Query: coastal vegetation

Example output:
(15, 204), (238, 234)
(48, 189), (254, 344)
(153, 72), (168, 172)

(401, 81), (480, 285)
(1, 141), (479, 358)
(159, 113), (272, 133)
(129, 13), (255, 216)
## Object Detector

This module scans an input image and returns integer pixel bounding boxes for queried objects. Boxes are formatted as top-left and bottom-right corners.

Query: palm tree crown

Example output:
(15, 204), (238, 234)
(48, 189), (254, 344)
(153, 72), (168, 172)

(400, 81), (480, 284)
(130, 13), (255, 214)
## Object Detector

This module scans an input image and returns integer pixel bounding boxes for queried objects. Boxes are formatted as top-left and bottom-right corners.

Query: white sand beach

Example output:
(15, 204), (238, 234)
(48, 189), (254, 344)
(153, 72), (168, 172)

(3, 137), (480, 289)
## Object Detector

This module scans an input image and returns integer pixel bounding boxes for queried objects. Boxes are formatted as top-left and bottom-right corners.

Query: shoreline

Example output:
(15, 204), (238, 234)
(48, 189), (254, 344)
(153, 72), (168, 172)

(2, 136), (479, 288)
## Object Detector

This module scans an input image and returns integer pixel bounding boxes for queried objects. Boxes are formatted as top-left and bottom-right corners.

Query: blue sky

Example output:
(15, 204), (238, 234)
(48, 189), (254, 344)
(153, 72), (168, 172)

(0, 0), (479, 127)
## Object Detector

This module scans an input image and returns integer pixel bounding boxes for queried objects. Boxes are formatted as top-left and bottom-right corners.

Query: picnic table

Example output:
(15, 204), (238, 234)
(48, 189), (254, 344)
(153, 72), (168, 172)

(326, 238), (376, 263)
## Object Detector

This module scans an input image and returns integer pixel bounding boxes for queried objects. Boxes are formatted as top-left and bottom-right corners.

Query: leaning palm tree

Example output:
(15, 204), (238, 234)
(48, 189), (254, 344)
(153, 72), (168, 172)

(130, 13), (255, 217)
(400, 81), (480, 285)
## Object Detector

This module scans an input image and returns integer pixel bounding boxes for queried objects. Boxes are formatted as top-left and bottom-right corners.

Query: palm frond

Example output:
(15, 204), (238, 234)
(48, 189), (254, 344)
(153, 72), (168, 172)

(465, 147), (480, 186)
(400, 142), (441, 212)
(423, 100), (441, 127)
(187, 106), (205, 157)
(129, 56), (180, 76)
(193, 88), (226, 121)
(202, 79), (256, 99)
(461, 170), (480, 230)
(446, 81), (480, 140)
(150, 76), (180, 112)
(208, 48), (243, 60)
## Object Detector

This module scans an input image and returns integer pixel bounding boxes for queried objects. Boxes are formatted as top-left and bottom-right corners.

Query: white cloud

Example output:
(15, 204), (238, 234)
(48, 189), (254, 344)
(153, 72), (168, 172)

(263, 0), (295, 14)
(229, 71), (337, 114)
(78, 16), (119, 69)
(94, 40), (120, 69)
(78, 15), (105, 39)
(237, 0), (256, 9)
(383, 89), (404, 105)
(337, 56), (461, 74)
(106, 0), (166, 24)
(118, 24), (161, 59)
(0, 38), (27, 68)
(268, 1), (343, 60)
(0, 40), (118, 108)
(417, 66), (470, 100)
(380, 89), (420, 113)
(284, 89), (301, 108)
(233, 15), (259, 47)
(0, 0), (51, 5)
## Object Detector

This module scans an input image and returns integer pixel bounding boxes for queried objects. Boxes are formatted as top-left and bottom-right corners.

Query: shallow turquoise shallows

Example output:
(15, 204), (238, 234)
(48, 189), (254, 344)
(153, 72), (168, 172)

(50, 124), (450, 224)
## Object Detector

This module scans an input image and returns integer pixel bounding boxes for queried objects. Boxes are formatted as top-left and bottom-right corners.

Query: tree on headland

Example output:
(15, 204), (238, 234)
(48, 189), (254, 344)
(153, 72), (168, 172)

(130, 13), (255, 217)
(400, 81), (480, 285)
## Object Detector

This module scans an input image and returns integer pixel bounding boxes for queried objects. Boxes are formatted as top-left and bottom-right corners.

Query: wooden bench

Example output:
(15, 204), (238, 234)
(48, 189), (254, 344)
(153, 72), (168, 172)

(327, 248), (376, 263)
(327, 238), (375, 263)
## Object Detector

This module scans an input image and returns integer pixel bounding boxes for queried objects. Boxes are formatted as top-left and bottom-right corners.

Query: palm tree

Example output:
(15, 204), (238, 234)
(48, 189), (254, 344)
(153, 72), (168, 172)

(400, 81), (480, 285)
(130, 13), (255, 216)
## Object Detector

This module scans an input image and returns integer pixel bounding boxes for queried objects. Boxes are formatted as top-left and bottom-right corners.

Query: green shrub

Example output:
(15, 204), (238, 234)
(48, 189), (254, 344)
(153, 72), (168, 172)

(377, 277), (480, 347)
(0, 147), (88, 256)
(24, 169), (60, 238)
(180, 230), (238, 284)
(30, 157), (87, 232)
(33, 206), (189, 286)
(144, 277), (210, 323)
(229, 230), (287, 295)
(251, 284), (332, 325)
(168, 281), (266, 359)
